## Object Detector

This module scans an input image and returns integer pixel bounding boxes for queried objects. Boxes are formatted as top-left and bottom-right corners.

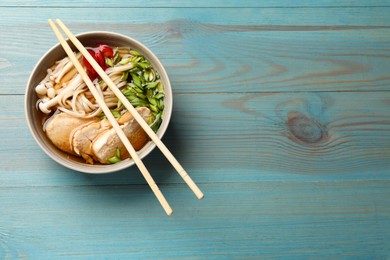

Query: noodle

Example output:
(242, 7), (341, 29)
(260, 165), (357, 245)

(35, 44), (165, 164)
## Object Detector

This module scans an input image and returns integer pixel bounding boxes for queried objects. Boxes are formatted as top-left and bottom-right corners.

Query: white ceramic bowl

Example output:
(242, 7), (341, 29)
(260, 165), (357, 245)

(25, 31), (172, 174)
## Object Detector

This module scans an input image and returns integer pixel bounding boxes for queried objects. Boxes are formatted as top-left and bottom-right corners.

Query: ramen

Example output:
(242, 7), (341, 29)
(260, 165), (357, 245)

(35, 44), (164, 164)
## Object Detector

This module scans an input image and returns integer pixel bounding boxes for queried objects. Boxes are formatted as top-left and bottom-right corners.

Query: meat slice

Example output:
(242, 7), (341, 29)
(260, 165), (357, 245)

(45, 107), (154, 165)
(45, 112), (98, 155)
(72, 119), (111, 164)
(92, 107), (153, 164)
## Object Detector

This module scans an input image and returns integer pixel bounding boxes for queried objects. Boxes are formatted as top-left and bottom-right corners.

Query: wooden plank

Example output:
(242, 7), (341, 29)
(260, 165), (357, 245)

(1, 8), (390, 94)
(2, 3), (388, 259)
(0, 181), (389, 258)
(7, 7), (390, 27)
(1, 0), (390, 7)
(1, 91), (389, 187)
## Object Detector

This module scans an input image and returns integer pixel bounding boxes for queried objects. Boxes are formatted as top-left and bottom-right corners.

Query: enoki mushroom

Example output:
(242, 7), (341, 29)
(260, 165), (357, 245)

(35, 47), (132, 118)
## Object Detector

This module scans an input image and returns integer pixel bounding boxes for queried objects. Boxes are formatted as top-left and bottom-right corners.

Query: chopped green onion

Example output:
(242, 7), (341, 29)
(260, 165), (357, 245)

(157, 82), (164, 92)
(116, 148), (121, 158)
(131, 73), (142, 87)
(146, 82), (158, 89)
(149, 70), (155, 81)
(111, 110), (121, 118)
(108, 156), (121, 164)
(119, 58), (131, 65)
(153, 93), (164, 99)
(108, 149), (122, 164)
(105, 57), (114, 67)
(136, 93), (147, 100)
(147, 89), (154, 98)
(137, 62), (150, 69)
(121, 71), (129, 81)
(157, 99), (164, 110)
(143, 71), (150, 81)
(149, 104), (159, 113)
(147, 97), (157, 106)
(113, 52), (120, 64)
(130, 50), (141, 56)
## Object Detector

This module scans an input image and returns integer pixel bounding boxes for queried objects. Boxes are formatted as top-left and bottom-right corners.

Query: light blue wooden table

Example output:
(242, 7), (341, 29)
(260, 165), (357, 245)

(1, 1), (389, 258)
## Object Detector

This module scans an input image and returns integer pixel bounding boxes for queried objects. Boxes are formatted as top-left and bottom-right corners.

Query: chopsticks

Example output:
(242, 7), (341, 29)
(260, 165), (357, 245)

(48, 19), (203, 215)
(48, 19), (172, 215)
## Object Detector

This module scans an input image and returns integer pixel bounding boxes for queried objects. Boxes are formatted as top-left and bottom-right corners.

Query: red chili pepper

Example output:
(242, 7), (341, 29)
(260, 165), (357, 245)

(94, 50), (105, 69)
(82, 49), (98, 80)
(82, 44), (114, 80)
(98, 44), (114, 59)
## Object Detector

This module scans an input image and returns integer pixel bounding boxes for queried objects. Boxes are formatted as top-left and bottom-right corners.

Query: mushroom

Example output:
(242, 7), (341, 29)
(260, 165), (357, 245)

(38, 74), (83, 114)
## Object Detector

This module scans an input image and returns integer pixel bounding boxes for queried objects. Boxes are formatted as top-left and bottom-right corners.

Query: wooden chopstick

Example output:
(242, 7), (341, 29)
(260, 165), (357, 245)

(55, 19), (204, 200)
(48, 19), (173, 216)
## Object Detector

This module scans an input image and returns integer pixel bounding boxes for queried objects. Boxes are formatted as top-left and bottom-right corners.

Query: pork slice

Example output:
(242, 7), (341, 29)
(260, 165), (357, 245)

(92, 107), (153, 164)
(72, 119), (111, 164)
(45, 112), (98, 155)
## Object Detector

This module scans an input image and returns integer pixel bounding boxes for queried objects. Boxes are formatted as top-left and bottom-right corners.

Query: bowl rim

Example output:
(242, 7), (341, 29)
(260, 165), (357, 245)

(25, 31), (172, 174)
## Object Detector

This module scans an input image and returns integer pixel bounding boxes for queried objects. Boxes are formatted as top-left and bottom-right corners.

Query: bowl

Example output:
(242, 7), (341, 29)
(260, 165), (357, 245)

(25, 31), (172, 174)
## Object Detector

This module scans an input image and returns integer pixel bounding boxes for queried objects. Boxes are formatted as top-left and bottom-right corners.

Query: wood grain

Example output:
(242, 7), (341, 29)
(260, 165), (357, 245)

(1, 8), (390, 94)
(1, 2), (390, 258)
(1, 181), (389, 258)
(1, 91), (389, 187)
(1, 0), (389, 7)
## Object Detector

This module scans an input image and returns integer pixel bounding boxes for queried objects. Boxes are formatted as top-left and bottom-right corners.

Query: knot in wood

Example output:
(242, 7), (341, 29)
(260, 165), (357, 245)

(287, 111), (328, 145)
